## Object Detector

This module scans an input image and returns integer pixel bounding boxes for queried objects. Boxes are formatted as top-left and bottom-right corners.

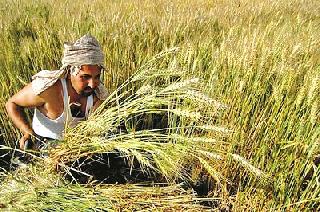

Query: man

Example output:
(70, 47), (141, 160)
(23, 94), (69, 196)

(6, 34), (108, 150)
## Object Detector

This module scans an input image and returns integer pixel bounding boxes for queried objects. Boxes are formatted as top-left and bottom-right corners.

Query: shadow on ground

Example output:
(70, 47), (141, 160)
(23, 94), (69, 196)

(64, 152), (166, 184)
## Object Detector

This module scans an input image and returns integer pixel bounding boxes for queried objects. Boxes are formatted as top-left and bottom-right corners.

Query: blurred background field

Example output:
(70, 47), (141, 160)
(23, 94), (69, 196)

(0, 0), (319, 210)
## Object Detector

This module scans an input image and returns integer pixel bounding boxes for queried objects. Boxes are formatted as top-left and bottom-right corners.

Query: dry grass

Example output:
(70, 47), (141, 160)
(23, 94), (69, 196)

(0, 162), (213, 211)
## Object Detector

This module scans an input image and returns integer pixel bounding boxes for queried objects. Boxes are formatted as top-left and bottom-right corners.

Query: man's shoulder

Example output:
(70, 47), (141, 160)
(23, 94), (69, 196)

(38, 80), (62, 99)
(31, 69), (66, 96)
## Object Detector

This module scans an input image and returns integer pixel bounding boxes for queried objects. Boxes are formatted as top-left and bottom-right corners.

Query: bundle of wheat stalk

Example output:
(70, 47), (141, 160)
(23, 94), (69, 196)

(47, 49), (233, 184)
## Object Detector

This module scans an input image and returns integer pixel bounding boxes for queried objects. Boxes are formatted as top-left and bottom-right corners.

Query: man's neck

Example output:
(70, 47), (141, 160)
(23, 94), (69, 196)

(66, 79), (84, 103)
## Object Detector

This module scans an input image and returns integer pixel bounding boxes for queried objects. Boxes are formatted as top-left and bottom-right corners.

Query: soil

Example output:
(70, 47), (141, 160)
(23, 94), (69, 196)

(63, 152), (166, 184)
(0, 149), (11, 172)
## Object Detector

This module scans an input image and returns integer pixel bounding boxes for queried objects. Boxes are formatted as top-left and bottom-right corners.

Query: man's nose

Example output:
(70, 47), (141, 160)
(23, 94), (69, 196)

(88, 79), (94, 88)
(88, 79), (99, 88)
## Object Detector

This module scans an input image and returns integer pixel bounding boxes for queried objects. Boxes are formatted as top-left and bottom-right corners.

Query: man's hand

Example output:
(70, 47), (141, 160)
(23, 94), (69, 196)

(19, 133), (32, 150)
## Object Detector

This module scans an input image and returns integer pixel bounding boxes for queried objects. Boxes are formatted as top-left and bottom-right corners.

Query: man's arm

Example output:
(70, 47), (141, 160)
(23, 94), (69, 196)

(6, 83), (45, 149)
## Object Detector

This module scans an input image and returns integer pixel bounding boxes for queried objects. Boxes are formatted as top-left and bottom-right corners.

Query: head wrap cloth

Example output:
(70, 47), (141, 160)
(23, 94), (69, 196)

(31, 34), (108, 100)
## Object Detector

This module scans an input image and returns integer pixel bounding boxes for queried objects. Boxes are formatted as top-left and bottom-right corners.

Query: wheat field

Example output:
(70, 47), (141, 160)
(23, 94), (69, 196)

(0, 0), (319, 210)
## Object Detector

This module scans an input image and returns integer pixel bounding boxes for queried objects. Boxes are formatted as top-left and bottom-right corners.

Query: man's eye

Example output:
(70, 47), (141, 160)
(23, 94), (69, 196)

(81, 75), (90, 80)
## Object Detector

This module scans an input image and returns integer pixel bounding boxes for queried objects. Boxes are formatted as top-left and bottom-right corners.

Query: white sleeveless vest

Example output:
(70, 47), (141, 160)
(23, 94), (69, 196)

(32, 78), (93, 140)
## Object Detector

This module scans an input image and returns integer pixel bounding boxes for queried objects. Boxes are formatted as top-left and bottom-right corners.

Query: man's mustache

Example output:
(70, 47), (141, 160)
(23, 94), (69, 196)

(84, 87), (93, 91)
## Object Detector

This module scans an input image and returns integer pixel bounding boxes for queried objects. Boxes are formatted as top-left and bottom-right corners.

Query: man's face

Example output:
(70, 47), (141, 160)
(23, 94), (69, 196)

(70, 65), (101, 97)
